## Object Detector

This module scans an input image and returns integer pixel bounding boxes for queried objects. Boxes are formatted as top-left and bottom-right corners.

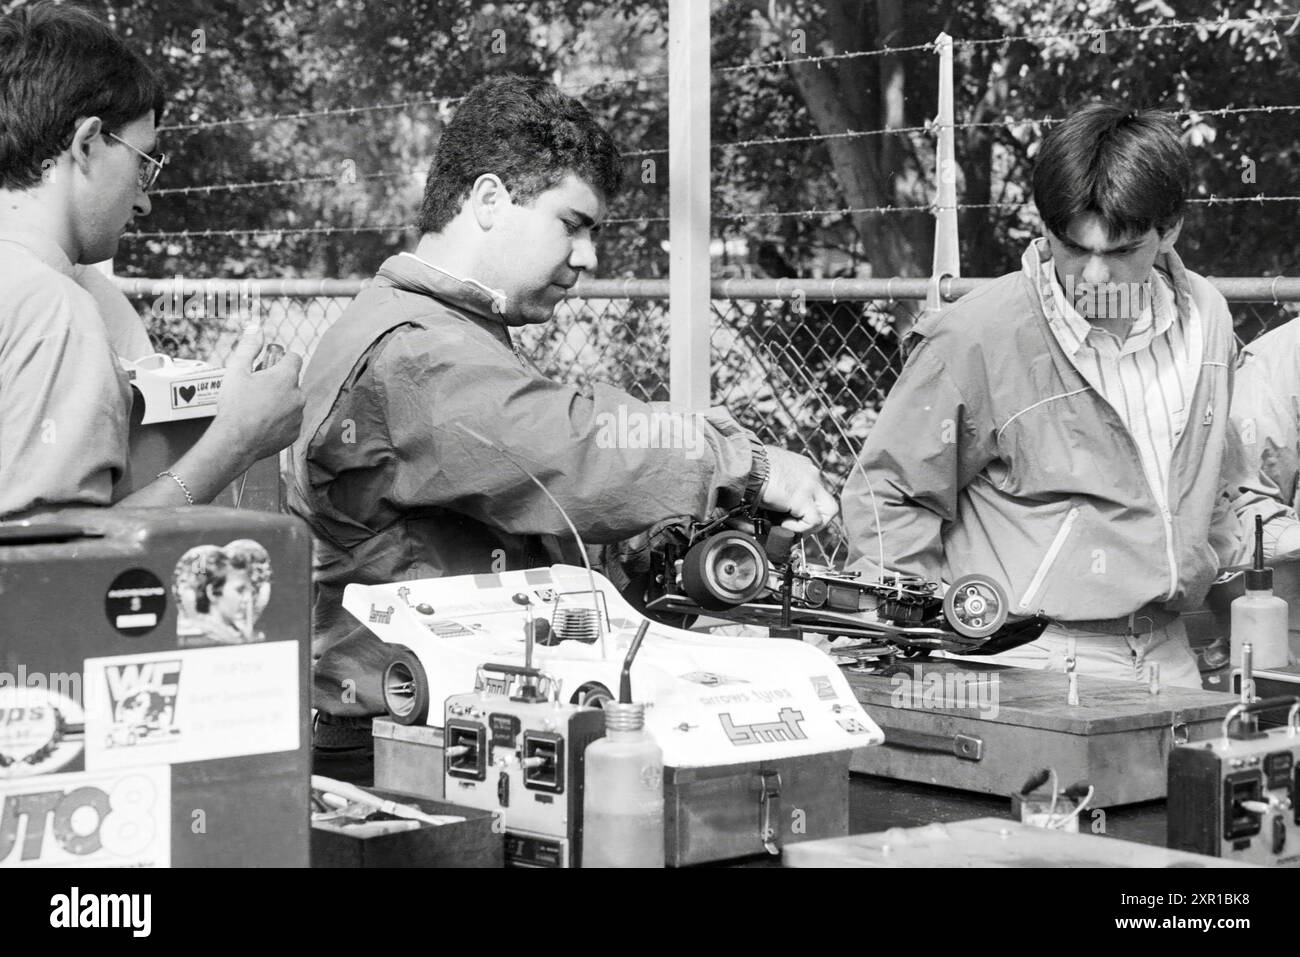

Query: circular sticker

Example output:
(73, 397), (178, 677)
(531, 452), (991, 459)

(0, 688), (86, 778)
(104, 568), (167, 637)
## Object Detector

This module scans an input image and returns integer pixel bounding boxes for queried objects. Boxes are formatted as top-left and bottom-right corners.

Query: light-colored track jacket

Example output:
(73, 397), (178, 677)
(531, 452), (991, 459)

(842, 242), (1290, 624)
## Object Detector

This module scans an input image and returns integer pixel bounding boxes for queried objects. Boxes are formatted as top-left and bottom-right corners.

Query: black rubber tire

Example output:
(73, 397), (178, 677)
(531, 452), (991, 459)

(681, 530), (771, 611)
(381, 644), (430, 726)
(942, 575), (1009, 639)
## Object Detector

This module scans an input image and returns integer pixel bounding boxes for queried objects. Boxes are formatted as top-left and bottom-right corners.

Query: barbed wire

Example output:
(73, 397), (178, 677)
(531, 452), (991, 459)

(157, 11), (1297, 139)
(158, 70), (670, 136)
(715, 42), (936, 76)
(123, 217), (670, 239)
(1188, 194), (1300, 206)
(954, 13), (1300, 49)
(149, 169), (421, 198)
(717, 203), (928, 221)
(933, 195), (1300, 212)
(950, 103), (1300, 133)
(157, 95), (466, 134)
(713, 13), (1298, 76)
(120, 191), (1300, 241)
(153, 97), (1300, 198)
(155, 126), (935, 197)
(716, 125), (932, 151)
(124, 224), (414, 240)
(602, 215), (670, 225)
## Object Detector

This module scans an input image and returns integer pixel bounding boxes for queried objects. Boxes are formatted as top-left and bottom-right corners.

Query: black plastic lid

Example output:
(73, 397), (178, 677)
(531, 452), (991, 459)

(1245, 567), (1273, 591)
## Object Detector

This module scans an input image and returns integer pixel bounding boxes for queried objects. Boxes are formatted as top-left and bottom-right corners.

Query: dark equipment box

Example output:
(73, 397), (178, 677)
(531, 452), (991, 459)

(846, 660), (1238, 806)
(311, 790), (502, 868)
(119, 397), (284, 512)
(373, 717), (851, 866)
(0, 507), (312, 868)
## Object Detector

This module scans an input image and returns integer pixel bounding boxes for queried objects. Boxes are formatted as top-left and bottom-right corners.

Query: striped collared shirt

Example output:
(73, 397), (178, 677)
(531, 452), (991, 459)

(1035, 247), (1202, 514)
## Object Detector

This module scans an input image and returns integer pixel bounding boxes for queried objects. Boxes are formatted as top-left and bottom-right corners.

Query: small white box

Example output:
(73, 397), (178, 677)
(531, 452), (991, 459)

(121, 354), (225, 424)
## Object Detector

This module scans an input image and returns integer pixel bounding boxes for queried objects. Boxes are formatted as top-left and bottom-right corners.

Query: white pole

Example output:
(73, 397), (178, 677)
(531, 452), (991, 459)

(668, 0), (711, 410)
(928, 32), (959, 313)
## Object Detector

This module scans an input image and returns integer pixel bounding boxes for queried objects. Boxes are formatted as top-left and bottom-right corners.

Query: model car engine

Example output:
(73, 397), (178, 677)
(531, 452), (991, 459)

(638, 507), (1049, 657)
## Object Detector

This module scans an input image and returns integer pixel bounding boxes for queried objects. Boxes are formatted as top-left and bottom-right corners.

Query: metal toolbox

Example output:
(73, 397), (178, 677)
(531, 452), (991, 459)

(374, 717), (445, 800)
(373, 718), (852, 866)
(664, 750), (851, 866)
(0, 507), (312, 868)
(846, 660), (1237, 806)
(311, 789), (501, 868)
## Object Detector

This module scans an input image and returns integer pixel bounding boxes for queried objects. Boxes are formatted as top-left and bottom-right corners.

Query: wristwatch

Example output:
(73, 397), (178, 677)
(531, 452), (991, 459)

(742, 437), (770, 509)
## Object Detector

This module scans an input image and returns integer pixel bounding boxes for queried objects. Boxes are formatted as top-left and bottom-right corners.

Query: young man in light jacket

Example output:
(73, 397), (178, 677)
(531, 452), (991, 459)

(842, 104), (1300, 688)
(1227, 316), (1300, 658)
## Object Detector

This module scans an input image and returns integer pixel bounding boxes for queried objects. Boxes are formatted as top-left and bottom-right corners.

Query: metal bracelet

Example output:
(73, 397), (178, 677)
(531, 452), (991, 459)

(157, 469), (195, 506)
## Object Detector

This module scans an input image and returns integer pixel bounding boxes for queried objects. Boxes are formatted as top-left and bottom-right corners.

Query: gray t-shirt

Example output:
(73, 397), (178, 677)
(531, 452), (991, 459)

(0, 230), (133, 518)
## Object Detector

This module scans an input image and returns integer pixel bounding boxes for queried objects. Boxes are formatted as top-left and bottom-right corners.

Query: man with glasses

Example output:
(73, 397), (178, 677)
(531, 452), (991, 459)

(105, 131), (169, 193)
(0, 3), (304, 517)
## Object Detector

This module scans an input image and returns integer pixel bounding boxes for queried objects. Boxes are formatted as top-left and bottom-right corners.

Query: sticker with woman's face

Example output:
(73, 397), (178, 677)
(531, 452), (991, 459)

(172, 540), (272, 647)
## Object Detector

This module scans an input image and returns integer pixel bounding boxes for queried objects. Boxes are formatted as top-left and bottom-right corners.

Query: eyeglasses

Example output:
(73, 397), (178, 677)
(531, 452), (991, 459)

(104, 131), (168, 192)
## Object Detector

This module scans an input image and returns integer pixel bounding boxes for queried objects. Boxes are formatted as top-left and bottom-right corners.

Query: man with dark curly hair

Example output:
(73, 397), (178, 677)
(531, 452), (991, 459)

(289, 75), (836, 734)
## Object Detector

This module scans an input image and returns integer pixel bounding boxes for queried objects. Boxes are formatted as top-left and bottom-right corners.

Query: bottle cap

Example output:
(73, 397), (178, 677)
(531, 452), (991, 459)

(1247, 515), (1272, 591)
(1245, 566), (1273, 591)
(603, 701), (645, 732)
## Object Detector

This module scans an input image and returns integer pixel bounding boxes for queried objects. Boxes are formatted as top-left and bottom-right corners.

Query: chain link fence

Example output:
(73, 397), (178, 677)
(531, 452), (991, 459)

(120, 279), (1299, 558)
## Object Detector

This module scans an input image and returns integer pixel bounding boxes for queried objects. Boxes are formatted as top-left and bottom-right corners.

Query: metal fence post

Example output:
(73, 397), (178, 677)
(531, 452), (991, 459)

(928, 32), (959, 314)
(668, 0), (711, 411)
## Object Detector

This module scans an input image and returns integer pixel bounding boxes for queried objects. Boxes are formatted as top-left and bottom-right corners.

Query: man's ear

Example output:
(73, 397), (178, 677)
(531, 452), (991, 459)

(468, 173), (510, 230)
(1157, 218), (1183, 252)
(68, 116), (104, 175)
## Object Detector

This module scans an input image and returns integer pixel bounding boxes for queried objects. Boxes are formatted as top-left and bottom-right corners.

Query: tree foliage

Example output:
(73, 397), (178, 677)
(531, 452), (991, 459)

(26, 0), (1290, 282)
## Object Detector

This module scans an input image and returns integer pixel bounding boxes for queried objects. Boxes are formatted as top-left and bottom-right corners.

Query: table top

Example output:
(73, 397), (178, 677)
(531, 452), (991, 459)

(784, 815), (1247, 868)
(845, 661), (1237, 734)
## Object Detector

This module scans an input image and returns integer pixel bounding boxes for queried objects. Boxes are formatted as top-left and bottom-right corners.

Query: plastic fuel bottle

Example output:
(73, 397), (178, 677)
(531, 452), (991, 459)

(582, 700), (665, 868)
(581, 622), (665, 868)
(1230, 516), (1290, 670)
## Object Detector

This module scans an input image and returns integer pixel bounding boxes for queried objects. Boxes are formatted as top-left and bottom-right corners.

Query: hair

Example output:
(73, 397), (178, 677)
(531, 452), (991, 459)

(0, 2), (166, 190)
(193, 551), (249, 614)
(1032, 103), (1190, 241)
(416, 74), (623, 233)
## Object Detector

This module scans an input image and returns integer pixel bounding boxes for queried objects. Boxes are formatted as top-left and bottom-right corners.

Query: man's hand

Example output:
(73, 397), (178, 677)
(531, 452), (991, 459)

(210, 322), (305, 467)
(759, 446), (838, 533)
